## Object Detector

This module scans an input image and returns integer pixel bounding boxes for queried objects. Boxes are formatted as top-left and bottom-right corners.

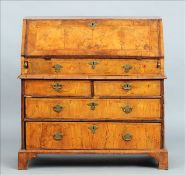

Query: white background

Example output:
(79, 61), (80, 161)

(1, 1), (185, 175)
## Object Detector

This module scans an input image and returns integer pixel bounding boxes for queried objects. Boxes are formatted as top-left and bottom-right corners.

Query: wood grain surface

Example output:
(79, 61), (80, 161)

(25, 98), (161, 119)
(22, 19), (163, 57)
(94, 80), (161, 96)
(18, 18), (168, 170)
(26, 122), (161, 150)
(21, 58), (164, 75)
(24, 80), (91, 96)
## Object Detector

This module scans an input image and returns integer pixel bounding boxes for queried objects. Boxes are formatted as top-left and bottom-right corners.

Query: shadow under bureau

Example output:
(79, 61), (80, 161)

(18, 17), (168, 170)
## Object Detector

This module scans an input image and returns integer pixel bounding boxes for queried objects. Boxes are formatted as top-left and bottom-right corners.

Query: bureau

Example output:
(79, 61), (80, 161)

(18, 17), (168, 170)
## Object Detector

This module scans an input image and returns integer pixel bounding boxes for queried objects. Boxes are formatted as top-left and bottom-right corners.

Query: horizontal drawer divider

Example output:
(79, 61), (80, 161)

(19, 75), (167, 80)
(24, 118), (162, 123)
(24, 95), (92, 98)
(24, 148), (164, 151)
(24, 95), (162, 99)
(97, 96), (162, 99)
(19, 149), (167, 155)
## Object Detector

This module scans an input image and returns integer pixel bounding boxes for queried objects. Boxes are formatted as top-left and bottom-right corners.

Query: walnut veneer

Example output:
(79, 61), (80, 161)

(18, 17), (168, 170)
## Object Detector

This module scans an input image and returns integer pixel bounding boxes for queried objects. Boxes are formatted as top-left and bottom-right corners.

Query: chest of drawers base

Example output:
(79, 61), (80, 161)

(18, 17), (168, 170)
(18, 77), (168, 170)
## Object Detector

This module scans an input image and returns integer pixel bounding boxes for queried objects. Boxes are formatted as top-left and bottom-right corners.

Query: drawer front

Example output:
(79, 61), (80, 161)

(26, 122), (161, 149)
(22, 58), (163, 76)
(24, 80), (91, 96)
(26, 98), (160, 119)
(94, 80), (161, 96)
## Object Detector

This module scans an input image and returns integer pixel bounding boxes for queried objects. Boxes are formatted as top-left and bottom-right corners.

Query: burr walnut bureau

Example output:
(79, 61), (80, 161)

(18, 17), (168, 170)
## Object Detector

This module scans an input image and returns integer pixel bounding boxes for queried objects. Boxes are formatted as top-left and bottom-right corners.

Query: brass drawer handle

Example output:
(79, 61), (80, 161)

(88, 125), (98, 134)
(87, 102), (98, 110)
(123, 64), (132, 73)
(53, 104), (63, 113)
(122, 83), (132, 90)
(122, 133), (132, 141)
(88, 21), (97, 28)
(53, 131), (63, 141)
(88, 61), (99, 69)
(122, 105), (133, 114)
(52, 82), (63, 92)
(52, 64), (63, 72)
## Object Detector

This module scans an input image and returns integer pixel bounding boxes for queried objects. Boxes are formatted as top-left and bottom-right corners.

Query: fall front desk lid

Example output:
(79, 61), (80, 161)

(21, 18), (164, 58)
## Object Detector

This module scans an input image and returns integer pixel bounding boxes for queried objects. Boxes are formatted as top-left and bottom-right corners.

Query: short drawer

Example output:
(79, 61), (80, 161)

(25, 98), (161, 120)
(94, 80), (161, 96)
(24, 80), (91, 96)
(22, 58), (163, 76)
(26, 122), (161, 150)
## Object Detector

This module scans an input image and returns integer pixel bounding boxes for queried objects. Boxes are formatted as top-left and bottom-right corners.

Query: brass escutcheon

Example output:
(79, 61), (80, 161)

(123, 64), (132, 73)
(53, 104), (63, 113)
(122, 133), (132, 141)
(52, 82), (63, 92)
(53, 131), (63, 141)
(52, 64), (63, 72)
(87, 102), (98, 110)
(122, 105), (133, 114)
(88, 61), (99, 69)
(88, 21), (97, 29)
(88, 125), (98, 134)
(122, 83), (132, 90)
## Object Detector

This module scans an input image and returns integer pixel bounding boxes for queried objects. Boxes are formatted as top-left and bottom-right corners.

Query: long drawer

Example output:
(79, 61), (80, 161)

(26, 122), (161, 150)
(25, 98), (161, 120)
(22, 58), (163, 76)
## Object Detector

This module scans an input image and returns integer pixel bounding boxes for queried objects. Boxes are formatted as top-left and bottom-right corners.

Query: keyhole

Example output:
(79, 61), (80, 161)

(91, 22), (95, 27)
(89, 22), (97, 28)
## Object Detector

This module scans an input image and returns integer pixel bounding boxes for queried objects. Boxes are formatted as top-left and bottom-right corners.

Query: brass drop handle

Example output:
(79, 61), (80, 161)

(53, 131), (63, 141)
(52, 82), (63, 92)
(87, 102), (98, 110)
(52, 64), (63, 72)
(122, 83), (132, 90)
(123, 64), (132, 73)
(122, 133), (132, 141)
(88, 125), (98, 134)
(122, 105), (133, 114)
(53, 104), (63, 113)
(88, 61), (99, 69)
